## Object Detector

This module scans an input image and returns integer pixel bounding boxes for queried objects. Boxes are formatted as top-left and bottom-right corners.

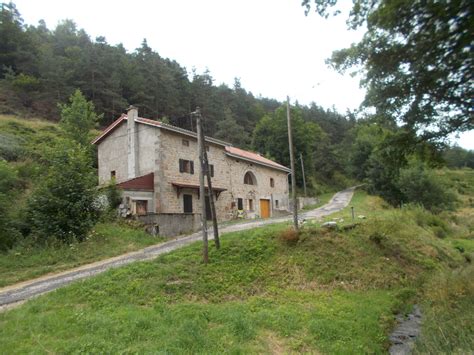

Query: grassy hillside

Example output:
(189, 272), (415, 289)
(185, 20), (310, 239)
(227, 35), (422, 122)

(0, 223), (164, 287)
(0, 115), (165, 286)
(1, 188), (472, 353)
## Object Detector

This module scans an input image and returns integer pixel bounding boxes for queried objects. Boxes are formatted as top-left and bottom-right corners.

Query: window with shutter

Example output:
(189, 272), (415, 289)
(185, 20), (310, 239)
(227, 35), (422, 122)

(179, 159), (194, 174)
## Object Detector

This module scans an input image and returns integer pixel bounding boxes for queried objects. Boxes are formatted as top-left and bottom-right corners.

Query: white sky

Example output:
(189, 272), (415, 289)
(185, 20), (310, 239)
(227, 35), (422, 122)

(14, 0), (473, 149)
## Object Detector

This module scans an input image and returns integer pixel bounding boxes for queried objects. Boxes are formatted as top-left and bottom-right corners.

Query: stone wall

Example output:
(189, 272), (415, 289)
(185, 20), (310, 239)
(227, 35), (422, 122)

(121, 190), (155, 215)
(97, 121), (156, 185)
(157, 130), (234, 220)
(137, 213), (201, 237)
(97, 118), (290, 222)
(298, 197), (320, 209)
(157, 129), (290, 221)
(97, 122), (128, 185)
(227, 158), (289, 218)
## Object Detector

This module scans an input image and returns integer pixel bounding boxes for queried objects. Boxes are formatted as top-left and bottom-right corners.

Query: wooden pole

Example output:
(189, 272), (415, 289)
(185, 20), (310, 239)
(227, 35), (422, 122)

(195, 108), (209, 263)
(287, 96), (298, 231)
(198, 113), (220, 249)
(300, 152), (307, 197)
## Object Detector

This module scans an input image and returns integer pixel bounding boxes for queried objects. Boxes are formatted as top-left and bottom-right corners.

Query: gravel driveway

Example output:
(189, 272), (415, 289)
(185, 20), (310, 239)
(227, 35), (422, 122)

(0, 187), (355, 311)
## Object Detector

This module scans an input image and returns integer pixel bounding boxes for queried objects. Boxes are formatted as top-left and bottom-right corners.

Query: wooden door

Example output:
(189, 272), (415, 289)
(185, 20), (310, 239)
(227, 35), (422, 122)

(260, 199), (270, 218)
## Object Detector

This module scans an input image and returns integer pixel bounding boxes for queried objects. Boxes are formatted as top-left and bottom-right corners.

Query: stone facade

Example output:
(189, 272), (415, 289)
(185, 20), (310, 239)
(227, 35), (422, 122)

(94, 107), (290, 221)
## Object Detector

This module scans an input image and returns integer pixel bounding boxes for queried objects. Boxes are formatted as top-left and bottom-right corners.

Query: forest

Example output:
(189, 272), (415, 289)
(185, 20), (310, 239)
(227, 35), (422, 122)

(0, 1), (473, 352)
(1, 0), (473, 251)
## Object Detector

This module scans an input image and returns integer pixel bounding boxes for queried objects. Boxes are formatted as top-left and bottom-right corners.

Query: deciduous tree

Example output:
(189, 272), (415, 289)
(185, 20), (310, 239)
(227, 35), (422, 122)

(303, 0), (473, 140)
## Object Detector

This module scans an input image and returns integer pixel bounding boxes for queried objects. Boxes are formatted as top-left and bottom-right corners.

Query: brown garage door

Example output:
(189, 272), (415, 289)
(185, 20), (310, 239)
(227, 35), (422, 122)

(260, 199), (270, 218)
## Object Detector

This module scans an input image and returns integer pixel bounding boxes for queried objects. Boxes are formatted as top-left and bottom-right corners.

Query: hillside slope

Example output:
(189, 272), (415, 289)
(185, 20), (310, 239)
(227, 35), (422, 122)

(0, 189), (472, 353)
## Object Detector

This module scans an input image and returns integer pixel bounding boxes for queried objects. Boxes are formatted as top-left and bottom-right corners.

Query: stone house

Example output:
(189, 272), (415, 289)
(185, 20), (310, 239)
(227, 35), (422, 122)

(93, 106), (290, 223)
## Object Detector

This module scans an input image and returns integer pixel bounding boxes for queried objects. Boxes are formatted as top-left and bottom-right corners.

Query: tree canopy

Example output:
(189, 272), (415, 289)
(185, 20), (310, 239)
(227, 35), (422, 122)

(303, 0), (473, 140)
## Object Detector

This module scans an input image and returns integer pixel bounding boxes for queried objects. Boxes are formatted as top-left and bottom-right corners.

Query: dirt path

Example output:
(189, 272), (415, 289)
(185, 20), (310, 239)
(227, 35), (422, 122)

(0, 187), (356, 311)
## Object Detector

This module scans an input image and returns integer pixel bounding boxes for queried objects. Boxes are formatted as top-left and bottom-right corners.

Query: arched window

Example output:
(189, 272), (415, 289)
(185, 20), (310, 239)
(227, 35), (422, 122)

(244, 171), (256, 185)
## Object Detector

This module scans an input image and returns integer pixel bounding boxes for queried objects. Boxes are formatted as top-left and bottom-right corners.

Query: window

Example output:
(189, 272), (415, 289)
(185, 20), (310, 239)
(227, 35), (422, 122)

(237, 198), (243, 210)
(206, 146), (210, 152)
(209, 164), (214, 177)
(275, 200), (279, 208)
(248, 199), (254, 211)
(270, 178), (275, 187)
(244, 171), (256, 185)
(110, 170), (116, 179)
(182, 139), (189, 147)
(135, 200), (148, 216)
(179, 159), (194, 174)
(183, 194), (193, 213)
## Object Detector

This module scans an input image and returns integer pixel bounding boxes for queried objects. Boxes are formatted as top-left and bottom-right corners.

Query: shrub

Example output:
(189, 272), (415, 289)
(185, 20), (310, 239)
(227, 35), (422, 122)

(105, 179), (122, 210)
(0, 132), (25, 161)
(397, 161), (457, 213)
(27, 140), (99, 243)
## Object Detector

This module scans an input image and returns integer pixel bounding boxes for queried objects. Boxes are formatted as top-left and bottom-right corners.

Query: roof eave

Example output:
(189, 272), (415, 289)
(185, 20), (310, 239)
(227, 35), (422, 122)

(225, 152), (291, 173)
(137, 119), (231, 147)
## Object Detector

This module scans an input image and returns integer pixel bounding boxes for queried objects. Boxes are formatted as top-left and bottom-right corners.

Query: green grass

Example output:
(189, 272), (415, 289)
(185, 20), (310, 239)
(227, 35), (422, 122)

(301, 192), (334, 211)
(0, 222), (164, 287)
(414, 265), (474, 354)
(1, 188), (472, 353)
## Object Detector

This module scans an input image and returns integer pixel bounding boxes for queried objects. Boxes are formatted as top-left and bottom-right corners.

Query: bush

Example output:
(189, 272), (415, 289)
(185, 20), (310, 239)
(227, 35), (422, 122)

(397, 161), (457, 213)
(0, 132), (25, 161)
(0, 160), (21, 250)
(27, 140), (99, 243)
(105, 179), (122, 210)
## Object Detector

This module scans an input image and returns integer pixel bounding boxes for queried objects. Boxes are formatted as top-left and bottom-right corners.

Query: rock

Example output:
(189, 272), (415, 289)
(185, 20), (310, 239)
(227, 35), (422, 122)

(358, 215), (366, 219)
(322, 221), (338, 229)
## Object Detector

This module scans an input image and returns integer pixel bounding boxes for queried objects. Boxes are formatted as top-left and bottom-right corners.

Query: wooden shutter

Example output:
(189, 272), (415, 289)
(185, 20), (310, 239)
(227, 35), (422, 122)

(210, 164), (214, 177)
(179, 159), (184, 173)
(190, 161), (194, 174)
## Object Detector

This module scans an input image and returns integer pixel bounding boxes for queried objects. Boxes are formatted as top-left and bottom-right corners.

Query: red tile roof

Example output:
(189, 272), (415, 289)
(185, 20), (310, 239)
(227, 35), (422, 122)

(91, 114), (129, 144)
(225, 146), (290, 172)
(117, 173), (154, 191)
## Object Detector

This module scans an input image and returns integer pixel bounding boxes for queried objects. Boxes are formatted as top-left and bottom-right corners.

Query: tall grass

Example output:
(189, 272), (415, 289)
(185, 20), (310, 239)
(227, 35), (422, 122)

(414, 265), (474, 353)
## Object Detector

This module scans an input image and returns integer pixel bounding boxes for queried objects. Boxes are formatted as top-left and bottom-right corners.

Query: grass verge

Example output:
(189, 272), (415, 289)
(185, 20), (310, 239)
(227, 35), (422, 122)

(0, 189), (471, 353)
(0, 222), (164, 287)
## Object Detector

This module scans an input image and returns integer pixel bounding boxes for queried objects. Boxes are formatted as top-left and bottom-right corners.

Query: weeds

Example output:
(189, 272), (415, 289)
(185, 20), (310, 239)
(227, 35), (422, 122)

(414, 265), (474, 353)
(278, 228), (300, 246)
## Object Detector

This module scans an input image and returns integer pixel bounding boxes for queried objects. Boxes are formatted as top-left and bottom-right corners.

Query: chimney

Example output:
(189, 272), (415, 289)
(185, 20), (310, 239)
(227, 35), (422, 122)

(127, 105), (139, 179)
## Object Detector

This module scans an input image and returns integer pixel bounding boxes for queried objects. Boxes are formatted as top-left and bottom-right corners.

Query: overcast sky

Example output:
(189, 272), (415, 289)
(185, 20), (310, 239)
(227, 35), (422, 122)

(14, 0), (473, 149)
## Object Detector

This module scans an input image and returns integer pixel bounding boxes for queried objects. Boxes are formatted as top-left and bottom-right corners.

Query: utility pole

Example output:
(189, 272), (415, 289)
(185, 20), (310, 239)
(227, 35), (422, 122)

(197, 111), (220, 249)
(300, 152), (307, 197)
(194, 108), (208, 263)
(287, 96), (298, 231)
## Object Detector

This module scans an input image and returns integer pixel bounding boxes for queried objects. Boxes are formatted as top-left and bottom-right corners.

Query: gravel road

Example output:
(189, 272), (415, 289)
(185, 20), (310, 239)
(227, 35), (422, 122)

(0, 187), (356, 311)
